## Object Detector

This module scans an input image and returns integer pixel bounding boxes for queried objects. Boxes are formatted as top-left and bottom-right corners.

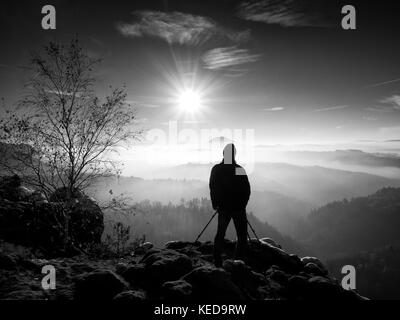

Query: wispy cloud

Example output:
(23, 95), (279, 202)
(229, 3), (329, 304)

(381, 95), (400, 108)
(263, 107), (285, 111)
(127, 100), (160, 108)
(367, 95), (400, 112)
(237, 0), (333, 27)
(202, 47), (261, 73)
(312, 105), (348, 112)
(117, 11), (250, 46)
(362, 115), (378, 121)
(362, 78), (400, 89)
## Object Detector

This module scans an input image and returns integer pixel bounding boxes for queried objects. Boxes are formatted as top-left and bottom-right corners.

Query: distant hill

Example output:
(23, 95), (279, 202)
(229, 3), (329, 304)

(285, 149), (400, 169)
(133, 162), (400, 205)
(298, 188), (400, 259)
(326, 245), (400, 300)
(90, 163), (400, 237)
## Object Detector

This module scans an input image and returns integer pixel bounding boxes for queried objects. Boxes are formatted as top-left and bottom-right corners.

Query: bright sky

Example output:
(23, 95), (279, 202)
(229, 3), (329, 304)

(2, 0), (400, 150)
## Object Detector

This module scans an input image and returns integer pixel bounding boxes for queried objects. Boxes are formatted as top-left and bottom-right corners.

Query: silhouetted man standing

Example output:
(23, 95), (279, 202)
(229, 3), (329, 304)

(209, 143), (251, 267)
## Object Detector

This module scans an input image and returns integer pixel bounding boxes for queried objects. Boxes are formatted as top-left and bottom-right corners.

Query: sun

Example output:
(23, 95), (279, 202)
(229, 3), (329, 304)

(177, 89), (203, 113)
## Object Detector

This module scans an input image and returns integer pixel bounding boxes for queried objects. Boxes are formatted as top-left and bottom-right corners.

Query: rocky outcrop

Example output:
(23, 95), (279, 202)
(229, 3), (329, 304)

(0, 237), (368, 300)
(0, 176), (104, 255)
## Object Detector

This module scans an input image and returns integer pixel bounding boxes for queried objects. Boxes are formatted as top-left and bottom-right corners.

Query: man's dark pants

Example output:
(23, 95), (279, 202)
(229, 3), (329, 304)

(213, 208), (248, 266)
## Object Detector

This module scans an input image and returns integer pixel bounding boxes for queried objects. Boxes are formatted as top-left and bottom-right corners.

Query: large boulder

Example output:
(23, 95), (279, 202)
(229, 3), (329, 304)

(0, 200), (65, 252)
(141, 250), (193, 286)
(0, 175), (22, 201)
(134, 242), (154, 255)
(74, 270), (128, 300)
(287, 275), (309, 299)
(0, 175), (39, 202)
(246, 240), (303, 273)
(121, 263), (147, 286)
(162, 280), (193, 301)
(0, 183), (104, 254)
(260, 238), (282, 249)
(223, 259), (267, 299)
(182, 266), (246, 300)
(301, 257), (328, 275)
(50, 187), (104, 246)
(304, 262), (327, 277)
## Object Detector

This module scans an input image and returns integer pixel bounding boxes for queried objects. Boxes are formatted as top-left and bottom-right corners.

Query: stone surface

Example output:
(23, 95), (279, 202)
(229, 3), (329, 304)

(162, 280), (193, 301)
(74, 270), (128, 300)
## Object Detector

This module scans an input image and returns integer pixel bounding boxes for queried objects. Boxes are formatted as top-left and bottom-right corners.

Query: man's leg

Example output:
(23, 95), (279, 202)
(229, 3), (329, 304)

(232, 209), (248, 261)
(213, 210), (231, 267)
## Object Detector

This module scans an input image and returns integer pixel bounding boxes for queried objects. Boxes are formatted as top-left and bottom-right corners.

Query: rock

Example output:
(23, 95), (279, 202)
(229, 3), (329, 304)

(4, 289), (46, 300)
(47, 187), (104, 246)
(17, 186), (34, 201)
(0, 175), (47, 204)
(259, 280), (286, 299)
(301, 257), (328, 275)
(115, 262), (130, 275)
(183, 266), (246, 300)
(142, 250), (193, 286)
(135, 242), (154, 255)
(0, 175), (22, 201)
(304, 262), (327, 277)
(74, 270), (128, 300)
(288, 275), (308, 299)
(0, 186), (104, 254)
(113, 290), (146, 302)
(63, 196), (104, 246)
(30, 191), (47, 204)
(246, 240), (302, 273)
(223, 259), (267, 299)
(260, 238), (282, 249)
(342, 289), (369, 301)
(165, 241), (195, 250)
(70, 262), (96, 274)
(0, 237), (370, 301)
(121, 263), (147, 286)
(266, 266), (290, 285)
(141, 248), (161, 261)
(196, 241), (214, 254)
(0, 252), (17, 270)
(306, 276), (343, 299)
(162, 280), (193, 301)
(49, 187), (85, 202)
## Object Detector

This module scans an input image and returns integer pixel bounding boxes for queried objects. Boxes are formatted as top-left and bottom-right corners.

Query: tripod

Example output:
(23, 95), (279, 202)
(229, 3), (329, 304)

(194, 209), (260, 242)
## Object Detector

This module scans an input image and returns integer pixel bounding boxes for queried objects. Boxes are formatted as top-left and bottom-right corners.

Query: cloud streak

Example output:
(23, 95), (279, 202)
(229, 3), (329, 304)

(313, 105), (348, 112)
(367, 95), (400, 112)
(237, 0), (333, 27)
(202, 47), (261, 72)
(117, 11), (250, 46)
(263, 107), (285, 111)
(362, 78), (400, 89)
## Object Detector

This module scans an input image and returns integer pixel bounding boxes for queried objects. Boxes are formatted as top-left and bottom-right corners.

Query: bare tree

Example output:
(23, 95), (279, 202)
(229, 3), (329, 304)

(0, 39), (141, 198)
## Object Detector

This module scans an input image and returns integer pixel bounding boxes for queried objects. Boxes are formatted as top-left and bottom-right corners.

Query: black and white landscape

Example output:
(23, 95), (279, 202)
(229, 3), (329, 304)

(1, 0), (400, 302)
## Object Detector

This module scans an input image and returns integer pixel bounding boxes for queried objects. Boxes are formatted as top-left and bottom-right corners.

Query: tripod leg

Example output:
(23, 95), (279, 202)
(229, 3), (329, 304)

(195, 210), (218, 242)
(247, 220), (260, 241)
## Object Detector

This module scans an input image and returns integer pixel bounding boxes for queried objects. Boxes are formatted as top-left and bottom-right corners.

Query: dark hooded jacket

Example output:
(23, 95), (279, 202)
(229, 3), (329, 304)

(209, 161), (251, 210)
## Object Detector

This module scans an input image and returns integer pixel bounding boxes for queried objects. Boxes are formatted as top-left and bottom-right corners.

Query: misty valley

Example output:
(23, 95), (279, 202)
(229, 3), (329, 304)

(83, 149), (400, 299)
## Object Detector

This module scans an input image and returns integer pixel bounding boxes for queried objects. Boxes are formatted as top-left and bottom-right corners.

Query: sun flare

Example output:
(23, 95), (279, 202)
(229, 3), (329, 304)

(177, 89), (203, 113)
